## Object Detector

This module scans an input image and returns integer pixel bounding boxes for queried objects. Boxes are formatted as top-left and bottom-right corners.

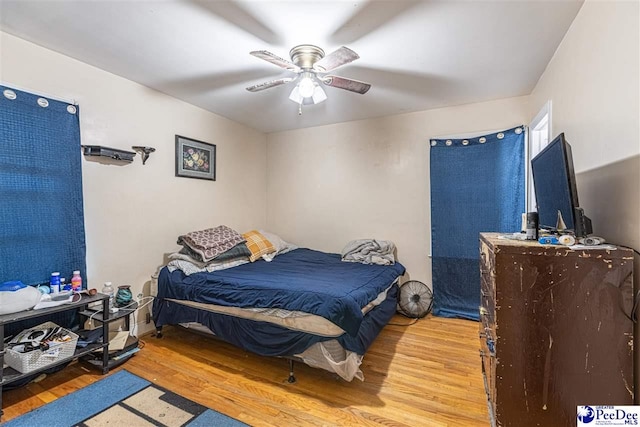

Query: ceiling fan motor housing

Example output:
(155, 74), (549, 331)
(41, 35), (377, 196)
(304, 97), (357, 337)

(289, 45), (325, 69)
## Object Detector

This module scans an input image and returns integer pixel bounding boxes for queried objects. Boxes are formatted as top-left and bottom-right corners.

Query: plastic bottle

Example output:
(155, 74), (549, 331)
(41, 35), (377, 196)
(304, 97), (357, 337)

(60, 278), (69, 291)
(101, 282), (116, 312)
(50, 272), (60, 293)
(71, 270), (82, 292)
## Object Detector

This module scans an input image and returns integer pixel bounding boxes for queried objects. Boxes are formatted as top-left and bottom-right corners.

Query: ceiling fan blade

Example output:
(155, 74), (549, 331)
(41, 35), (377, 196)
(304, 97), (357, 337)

(313, 46), (359, 72)
(250, 50), (300, 73)
(246, 78), (294, 92)
(321, 75), (371, 94)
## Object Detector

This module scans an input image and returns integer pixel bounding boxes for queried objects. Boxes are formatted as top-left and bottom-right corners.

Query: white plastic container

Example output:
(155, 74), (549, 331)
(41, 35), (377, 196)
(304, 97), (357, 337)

(101, 282), (117, 312)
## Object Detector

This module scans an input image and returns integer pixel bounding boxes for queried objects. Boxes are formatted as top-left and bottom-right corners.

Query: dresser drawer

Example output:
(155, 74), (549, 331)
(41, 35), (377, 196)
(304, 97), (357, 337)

(479, 310), (496, 355)
(480, 240), (496, 303)
(480, 285), (495, 327)
(480, 337), (496, 409)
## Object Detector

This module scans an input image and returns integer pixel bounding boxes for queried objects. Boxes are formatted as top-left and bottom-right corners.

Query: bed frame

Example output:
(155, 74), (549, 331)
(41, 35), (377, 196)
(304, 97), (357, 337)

(152, 282), (399, 382)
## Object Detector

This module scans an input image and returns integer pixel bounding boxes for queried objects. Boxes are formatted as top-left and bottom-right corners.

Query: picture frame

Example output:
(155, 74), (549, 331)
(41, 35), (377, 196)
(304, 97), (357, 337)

(175, 135), (216, 181)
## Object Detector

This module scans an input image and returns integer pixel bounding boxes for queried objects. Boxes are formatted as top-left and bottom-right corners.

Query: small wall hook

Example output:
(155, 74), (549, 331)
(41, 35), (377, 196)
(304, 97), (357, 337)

(131, 146), (156, 165)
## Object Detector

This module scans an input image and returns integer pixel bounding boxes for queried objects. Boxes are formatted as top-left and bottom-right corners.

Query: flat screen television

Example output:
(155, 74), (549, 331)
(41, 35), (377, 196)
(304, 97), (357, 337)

(531, 133), (592, 237)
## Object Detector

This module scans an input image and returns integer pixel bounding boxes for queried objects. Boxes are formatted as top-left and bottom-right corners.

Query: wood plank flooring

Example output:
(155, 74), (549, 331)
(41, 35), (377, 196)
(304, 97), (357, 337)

(2, 315), (490, 426)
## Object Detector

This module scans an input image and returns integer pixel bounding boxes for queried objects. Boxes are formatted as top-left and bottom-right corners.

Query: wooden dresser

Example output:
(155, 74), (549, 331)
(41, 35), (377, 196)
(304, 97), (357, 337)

(479, 233), (634, 427)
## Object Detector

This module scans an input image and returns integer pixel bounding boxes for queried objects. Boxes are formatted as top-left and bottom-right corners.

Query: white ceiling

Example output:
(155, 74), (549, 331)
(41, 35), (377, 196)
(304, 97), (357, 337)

(0, 0), (583, 133)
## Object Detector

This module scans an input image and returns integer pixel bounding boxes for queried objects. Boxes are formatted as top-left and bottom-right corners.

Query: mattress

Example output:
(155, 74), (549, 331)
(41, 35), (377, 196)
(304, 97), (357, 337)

(154, 248), (405, 336)
(162, 280), (394, 337)
(154, 282), (399, 356)
(152, 247), (404, 380)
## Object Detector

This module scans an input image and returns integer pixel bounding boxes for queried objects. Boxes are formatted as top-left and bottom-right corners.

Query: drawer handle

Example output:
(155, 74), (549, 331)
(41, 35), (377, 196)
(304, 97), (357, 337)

(486, 337), (496, 355)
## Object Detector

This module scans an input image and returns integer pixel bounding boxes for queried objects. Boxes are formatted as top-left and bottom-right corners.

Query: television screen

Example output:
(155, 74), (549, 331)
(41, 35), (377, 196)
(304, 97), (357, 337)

(531, 133), (592, 236)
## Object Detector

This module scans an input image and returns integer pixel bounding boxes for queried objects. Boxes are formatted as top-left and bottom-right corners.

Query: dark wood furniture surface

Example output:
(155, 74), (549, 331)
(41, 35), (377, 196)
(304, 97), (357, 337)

(0, 293), (136, 418)
(479, 233), (635, 427)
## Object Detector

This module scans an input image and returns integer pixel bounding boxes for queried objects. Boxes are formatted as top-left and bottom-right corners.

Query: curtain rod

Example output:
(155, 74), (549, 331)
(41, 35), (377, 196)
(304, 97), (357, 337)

(430, 127), (506, 141)
(0, 81), (78, 105)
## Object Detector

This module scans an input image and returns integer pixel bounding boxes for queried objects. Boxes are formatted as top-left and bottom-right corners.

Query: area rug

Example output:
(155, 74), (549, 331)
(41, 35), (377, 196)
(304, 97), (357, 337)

(4, 370), (247, 427)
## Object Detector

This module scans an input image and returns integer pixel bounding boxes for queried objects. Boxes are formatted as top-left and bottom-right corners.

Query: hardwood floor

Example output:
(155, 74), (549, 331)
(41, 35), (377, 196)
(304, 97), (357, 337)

(2, 315), (490, 426)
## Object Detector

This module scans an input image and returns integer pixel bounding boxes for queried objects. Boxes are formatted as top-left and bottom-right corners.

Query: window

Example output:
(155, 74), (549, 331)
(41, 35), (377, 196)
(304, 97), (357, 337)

(527, 101), (553, 212)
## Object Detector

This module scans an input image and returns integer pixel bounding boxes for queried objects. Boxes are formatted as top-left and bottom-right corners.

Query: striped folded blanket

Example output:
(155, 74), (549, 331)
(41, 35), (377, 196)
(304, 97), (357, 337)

(177, 225), (245, 262)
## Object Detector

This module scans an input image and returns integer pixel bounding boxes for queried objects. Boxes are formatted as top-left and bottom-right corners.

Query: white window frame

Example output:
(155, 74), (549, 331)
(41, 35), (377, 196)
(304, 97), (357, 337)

(527, 100), (553, 212)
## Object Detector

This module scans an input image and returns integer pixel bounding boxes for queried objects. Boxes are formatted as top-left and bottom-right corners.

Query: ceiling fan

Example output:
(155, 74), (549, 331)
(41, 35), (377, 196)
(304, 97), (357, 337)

(246, 45), (371, 114)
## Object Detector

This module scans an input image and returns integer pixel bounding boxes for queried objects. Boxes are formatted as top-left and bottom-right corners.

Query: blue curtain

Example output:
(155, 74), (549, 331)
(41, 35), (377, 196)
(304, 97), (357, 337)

(0, 85), (86, 288)
(430, 126), (525, 320)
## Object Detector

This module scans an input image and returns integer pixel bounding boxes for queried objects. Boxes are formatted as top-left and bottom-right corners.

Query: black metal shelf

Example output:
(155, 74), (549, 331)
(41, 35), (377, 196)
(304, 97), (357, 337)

(82, 145), (135, 162)
(0, 293), (110, 418)
(0, 294), (107, 325)
(80, 336), (139, 369)
(78, 302), (137, 323)
(1, 342), (106, 386)
(0, 292), (141, 420)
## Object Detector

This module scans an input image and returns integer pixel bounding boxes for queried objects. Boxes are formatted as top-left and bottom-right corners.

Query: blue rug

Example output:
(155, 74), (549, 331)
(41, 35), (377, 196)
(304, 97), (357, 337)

(4, 370), (247, 427)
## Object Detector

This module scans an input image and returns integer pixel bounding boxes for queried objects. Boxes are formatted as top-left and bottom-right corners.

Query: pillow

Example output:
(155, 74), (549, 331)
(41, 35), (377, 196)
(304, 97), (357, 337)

(258, 230), (298, 262)
(0, 284), (41, 315)
(242, 230), (276, 262)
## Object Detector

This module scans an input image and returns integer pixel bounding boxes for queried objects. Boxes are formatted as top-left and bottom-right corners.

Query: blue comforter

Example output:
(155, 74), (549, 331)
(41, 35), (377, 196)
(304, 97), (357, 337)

(155, 248), (405, 336)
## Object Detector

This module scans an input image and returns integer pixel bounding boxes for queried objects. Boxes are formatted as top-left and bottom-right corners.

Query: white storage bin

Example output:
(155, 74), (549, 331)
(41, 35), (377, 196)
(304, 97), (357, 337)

(5, 321), (79, 374)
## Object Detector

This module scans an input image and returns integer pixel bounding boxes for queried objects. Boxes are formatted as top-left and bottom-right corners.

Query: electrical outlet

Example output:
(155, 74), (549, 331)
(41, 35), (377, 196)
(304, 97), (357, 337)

(145, 312), (151, 324)
(137, 293), (143, 302)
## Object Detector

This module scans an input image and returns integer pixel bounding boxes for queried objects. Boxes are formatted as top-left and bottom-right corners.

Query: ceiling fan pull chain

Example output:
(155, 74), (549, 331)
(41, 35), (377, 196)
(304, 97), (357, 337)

(298, 103), (303, 116)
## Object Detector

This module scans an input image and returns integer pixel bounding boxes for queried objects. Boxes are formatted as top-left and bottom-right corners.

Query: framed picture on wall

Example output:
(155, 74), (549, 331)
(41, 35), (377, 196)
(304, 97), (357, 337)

(175, 135), (216, 181)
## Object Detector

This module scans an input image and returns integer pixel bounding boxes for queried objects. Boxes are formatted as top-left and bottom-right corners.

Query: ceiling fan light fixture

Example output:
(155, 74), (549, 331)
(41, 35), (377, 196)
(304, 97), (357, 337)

(288, 85), (303, 104)
(289, 74), (327, 105)
(298, 75), (315, 98)
(311, 85), (327, 104)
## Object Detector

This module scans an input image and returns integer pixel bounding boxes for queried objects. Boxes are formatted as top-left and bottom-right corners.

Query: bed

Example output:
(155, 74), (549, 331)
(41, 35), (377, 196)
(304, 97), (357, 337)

(152, 247), (405, 381)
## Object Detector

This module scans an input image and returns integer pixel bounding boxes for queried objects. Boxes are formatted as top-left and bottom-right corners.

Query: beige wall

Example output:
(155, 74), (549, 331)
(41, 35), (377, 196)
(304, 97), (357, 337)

(1, 32), (268, 335)
(530, 0), (639, 172)
(529, 0), (639, 254)
(529, 0), (639, 399)
(266, 97), (530, 284)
